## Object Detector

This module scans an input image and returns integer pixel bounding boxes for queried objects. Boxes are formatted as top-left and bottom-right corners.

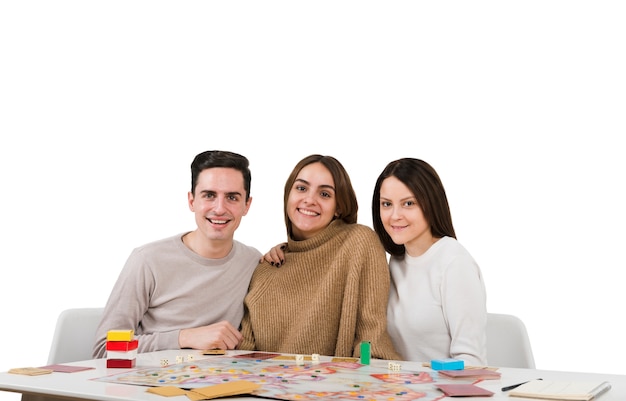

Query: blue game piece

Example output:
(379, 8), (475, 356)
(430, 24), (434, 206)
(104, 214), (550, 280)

(431, 358), (464, 370)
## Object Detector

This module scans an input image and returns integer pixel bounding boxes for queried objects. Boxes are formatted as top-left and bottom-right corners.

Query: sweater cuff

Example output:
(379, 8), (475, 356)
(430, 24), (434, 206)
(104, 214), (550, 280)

(158, 329), (182, 350)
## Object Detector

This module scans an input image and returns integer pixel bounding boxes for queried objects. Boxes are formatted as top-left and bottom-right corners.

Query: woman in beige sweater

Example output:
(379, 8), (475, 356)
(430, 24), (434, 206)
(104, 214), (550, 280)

(238, 155), (400, 360)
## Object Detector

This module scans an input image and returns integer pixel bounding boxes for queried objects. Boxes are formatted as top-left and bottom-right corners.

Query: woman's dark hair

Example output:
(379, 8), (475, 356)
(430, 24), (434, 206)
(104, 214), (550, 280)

(372, 158), (455, 256)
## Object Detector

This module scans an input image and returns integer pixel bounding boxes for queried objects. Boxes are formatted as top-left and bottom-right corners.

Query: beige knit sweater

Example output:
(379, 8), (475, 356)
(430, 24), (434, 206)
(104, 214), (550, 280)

(238, 220), (401, 360)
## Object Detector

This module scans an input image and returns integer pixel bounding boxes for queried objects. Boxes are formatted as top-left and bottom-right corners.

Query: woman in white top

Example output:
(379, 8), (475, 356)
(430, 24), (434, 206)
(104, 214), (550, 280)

(371, 158), (487, 366)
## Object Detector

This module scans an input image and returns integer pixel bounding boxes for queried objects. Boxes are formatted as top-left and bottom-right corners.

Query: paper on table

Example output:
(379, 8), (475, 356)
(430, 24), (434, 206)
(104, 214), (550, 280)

(438, 368), (502, 380)
(39, 364), (95, 373)
(509, 379), (611, 401)
(190, 381), (260, 400)
(436, 383), (494, 397)
(8, 368), (53, 376)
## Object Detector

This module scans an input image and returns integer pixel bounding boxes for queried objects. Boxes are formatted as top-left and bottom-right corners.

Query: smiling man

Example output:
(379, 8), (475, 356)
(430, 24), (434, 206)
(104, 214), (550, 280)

(93, 150), (261, 359)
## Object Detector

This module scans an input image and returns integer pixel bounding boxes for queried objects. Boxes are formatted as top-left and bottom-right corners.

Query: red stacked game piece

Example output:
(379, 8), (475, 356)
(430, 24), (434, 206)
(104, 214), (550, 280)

(105, 330), (137, 368)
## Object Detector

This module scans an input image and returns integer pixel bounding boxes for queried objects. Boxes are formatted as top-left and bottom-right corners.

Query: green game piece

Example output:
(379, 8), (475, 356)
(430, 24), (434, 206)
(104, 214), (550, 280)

(360, 341), (371, 365)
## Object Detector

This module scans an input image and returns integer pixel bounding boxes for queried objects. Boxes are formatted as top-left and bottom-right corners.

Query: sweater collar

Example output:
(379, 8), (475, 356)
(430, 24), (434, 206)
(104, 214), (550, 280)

(287, 219), (347, 252)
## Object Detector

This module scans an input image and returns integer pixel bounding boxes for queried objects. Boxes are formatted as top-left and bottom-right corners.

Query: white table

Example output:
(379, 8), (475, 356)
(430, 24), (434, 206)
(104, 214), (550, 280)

(1, 350), (625, 400)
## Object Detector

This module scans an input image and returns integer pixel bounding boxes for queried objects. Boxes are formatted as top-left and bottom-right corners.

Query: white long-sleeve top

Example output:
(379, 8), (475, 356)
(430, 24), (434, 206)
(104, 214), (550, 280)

(386, 236), (488, 366)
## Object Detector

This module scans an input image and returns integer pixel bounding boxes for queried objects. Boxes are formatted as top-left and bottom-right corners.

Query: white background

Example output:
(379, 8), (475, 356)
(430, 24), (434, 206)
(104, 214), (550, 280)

(1, 2), (625, 399)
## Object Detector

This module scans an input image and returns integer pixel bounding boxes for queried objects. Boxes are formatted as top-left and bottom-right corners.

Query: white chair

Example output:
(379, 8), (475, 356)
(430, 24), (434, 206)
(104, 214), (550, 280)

(21, 308), (105, 401)
(46, 307), (104, 364)
(486, 313), (535, 369)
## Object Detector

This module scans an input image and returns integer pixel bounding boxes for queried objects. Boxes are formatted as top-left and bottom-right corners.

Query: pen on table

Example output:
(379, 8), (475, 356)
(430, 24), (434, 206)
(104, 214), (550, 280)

(501, 378), (542, 392)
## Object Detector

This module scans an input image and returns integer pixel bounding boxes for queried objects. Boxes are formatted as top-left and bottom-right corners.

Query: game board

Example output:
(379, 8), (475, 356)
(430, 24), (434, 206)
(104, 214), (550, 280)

(95, 352), (445, 400)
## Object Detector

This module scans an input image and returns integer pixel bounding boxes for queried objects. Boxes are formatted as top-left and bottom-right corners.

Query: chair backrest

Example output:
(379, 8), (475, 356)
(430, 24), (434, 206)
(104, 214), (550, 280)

(486, 313), (535, 369)
(47, 307), (104, 364)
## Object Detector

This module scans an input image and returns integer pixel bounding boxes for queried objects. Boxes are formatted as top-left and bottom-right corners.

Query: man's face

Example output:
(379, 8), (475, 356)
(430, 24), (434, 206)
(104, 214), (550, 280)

(188, 167), (251, 243)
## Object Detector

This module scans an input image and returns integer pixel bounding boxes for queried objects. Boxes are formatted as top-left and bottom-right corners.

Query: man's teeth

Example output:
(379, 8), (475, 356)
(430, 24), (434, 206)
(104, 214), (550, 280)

(209, 219), (228, 224)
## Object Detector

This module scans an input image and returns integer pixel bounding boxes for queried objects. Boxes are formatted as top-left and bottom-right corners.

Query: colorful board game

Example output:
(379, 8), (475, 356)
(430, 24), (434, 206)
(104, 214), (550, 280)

(94, 352), (465, 400)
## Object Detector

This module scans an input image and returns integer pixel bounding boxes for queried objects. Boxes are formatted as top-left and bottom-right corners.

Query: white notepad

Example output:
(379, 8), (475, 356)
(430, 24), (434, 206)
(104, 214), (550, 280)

(509, 379), (611, 401)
